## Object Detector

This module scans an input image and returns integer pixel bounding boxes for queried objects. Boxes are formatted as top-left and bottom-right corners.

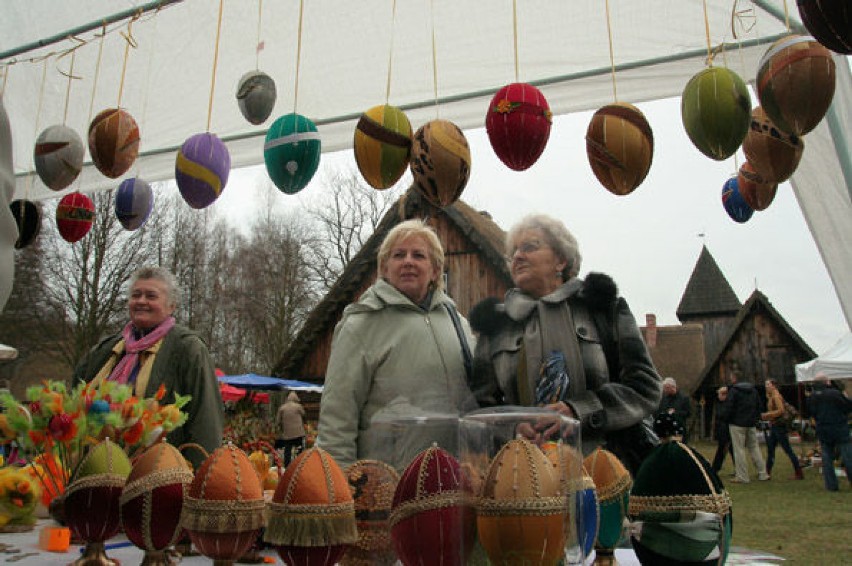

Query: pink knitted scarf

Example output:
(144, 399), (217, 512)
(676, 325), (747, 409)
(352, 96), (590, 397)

(108, 317), (176, 384)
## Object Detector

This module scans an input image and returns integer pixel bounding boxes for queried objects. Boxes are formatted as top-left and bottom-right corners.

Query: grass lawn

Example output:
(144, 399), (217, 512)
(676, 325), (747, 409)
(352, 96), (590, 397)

(690, 439), (852, 564)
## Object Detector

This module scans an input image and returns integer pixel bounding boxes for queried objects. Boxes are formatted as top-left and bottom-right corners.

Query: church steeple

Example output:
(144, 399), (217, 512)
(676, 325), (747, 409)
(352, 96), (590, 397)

(676, 246), (741, 322)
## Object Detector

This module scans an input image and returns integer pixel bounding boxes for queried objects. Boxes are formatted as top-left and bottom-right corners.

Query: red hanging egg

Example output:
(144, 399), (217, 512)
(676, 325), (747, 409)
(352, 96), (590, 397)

(485, 82), (552, 171)
(742, 106), (804, 183)
(88, 108), (140, 178)
(56, 191), (95, 243)
(737, 162), (778, 211)
(182, 444), (266, 562)
(586, 102), (654, 196)
(797, 0), (852, 55)
(410, 119), (471, 208)
(757, 34), (836, 135)
(390, 445), (476, 566)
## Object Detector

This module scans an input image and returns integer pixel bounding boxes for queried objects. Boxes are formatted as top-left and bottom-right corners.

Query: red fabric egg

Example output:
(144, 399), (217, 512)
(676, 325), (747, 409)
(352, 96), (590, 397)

(742, 106), (804, 183)
(88, 108), (140, 178)
(390, 445), (476, 566)
(485, 82), (552, 171)
(56, 191), (95, 243)
(737, 161), (778, 211)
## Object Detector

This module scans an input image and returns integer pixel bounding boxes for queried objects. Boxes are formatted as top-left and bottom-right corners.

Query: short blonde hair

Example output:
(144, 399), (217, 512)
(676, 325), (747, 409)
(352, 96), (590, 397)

(506, 214), (582, 279)
(377, 219), (445, 292)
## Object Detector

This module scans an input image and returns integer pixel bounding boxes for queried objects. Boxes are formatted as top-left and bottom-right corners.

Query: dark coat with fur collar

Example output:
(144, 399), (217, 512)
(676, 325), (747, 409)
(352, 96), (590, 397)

(469, 272), (662, 453)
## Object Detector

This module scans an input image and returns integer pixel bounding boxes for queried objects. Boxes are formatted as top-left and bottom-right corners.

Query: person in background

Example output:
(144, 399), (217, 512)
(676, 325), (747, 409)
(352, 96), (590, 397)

(807, 374), (852, 492)
(657, 376), (692, 442)
(469, 213), (662, 474)
(761, 378), (804, 480)
(276, 391), (306, 467)
(317, 219), (477, 470)
(727, 372), (770, 483)
(711, 386), (735, 473)
(74, 266), (224, 469)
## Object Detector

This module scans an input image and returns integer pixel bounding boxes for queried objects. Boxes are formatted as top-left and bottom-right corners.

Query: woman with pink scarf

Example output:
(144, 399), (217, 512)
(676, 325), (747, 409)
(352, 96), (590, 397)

(73, 266), (223, 468)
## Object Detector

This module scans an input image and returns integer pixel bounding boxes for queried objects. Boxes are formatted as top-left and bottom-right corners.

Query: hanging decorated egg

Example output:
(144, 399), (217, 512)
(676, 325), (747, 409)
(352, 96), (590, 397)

(478, 438), (566, 566)
(56, 191), (95, 243)
(797, 0), (851, 55)
(722, 176), (754, 224)
(265, 446), (357, 566)
(628, 427), (733, 565)
(264, 113), (321, 195)
(681, 67), (751, 160)
(64, 438), (131, 543)
(353, 104), (412, 190)
(485, 82), (552, 171)
(33, 124), (84, 191)
(9, 200), (40, 249)
(115, 177), (154, 231)
(390, 445), (475, 566)
(410, 119), (471, 208)
(120, 441), (193, 559)
(342, 459), (400, 566)
(757, 35), (836, 135)
(586, 102), (654, 196)
(175, 132), (231, 209)
(236, 70), (277, 125)
(181, 444), (267, 562)
(88, 108), (140, 178)
(742, 106), (804, 183)
(737, 161), (778, 211)
(583, 448), (632, 561)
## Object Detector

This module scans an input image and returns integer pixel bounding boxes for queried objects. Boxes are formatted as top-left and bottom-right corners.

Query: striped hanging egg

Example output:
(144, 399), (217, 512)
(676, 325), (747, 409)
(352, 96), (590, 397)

(586, 102), (654, 196)
(797, 0), (851, 55)
(681, 67), (751, 160)
(88, 108), (140, 178)
(175, 132), (231, 209)
(264, 113), (321, 195)
(410, 119), (471, 208)
(33, 124), (84, 191)
(742, 106), (804, 184)
(354, 104), (412, 190)
(485, 82), (552, 171)
(56, 191), (95, 243)
(115, 177), (154, 230)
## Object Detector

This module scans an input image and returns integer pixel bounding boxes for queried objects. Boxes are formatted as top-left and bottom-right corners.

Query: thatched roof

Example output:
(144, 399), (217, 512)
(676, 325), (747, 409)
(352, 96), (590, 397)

(676, 246), (741, 321)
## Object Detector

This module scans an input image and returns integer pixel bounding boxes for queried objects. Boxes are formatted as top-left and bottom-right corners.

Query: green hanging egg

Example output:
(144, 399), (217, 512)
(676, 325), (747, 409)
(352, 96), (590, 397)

(264, 113), (321, 195)
(681, 67), (751, 161)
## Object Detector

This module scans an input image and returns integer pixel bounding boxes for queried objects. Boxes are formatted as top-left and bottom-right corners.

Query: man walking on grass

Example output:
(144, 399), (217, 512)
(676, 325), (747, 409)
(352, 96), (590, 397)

(728, 372), (769, 483)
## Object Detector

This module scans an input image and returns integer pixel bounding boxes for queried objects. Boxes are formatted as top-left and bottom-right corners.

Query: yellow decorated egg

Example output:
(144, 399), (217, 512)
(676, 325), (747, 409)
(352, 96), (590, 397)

(354, 104), (412, 190)
(586, 102), (654, 196)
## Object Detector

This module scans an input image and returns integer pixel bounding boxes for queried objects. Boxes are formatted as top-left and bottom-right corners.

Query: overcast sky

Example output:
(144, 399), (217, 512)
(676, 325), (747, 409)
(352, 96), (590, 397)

(215, 94), (849, 356)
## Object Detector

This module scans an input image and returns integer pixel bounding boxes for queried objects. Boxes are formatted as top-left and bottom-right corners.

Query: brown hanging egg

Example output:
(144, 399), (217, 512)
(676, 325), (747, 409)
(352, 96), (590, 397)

(742, 106), (804, 184)
(410, 119), (471, 208)
(586, 102), (654, 196)
(737, 161), (778, 211)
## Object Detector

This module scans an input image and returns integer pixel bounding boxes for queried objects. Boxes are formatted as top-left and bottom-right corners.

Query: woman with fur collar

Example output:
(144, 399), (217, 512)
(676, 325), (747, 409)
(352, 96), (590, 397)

(469, 214), (662, 467)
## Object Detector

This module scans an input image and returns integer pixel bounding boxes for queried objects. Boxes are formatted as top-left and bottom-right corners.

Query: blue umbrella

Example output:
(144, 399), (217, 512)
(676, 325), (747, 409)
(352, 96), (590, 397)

(217, 373), (323, 393)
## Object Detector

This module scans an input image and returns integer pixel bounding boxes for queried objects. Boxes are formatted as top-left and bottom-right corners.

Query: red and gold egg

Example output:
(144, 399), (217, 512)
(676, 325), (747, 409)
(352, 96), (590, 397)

(410, 119), (471, 208)
(120, 441), (193, 553)
(354, 104), (412, 190)
(264, 446), (357, 566)
(64, 438), (131, 543)
(485, 82), (552, 171)
(478, 439), (566, 566)
(586, 102), (654, 196)
(88, 108), (140, 179)
(341, 459), (400, 566)
(742, 106), (804, 184)
(181, 444), (267, 562)
(56, 191), (95, 243)
(390, 445), (476, 566)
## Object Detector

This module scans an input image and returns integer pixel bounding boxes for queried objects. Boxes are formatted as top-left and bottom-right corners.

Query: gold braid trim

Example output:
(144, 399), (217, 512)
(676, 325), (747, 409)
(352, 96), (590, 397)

(65, 474), (126, 497)
(264, 501), (357, 546)
(119, 468), (193, 504)
(388, 490), (473, 527)
(596, 473), (632, 503)
(476, 495), (567, 517)
(180, 497), (267, 533)
(629, 491), (732, 517)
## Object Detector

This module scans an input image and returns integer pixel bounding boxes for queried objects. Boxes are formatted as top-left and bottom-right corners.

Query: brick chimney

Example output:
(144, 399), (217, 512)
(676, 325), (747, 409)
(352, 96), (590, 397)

(645, 313), (657, 348)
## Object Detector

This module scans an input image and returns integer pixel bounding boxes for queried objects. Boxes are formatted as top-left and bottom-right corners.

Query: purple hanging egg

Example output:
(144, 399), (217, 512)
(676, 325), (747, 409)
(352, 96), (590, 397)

(115, 177), (154, 230)
(175, 133), (231, 209)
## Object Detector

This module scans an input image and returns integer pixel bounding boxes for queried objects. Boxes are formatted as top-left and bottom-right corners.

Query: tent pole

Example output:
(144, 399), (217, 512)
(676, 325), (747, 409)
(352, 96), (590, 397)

(0, 0), (184, 62)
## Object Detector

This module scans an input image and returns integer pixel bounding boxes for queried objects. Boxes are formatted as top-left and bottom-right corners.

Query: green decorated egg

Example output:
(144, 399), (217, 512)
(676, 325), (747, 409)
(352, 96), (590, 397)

(681, 67), (751, 161)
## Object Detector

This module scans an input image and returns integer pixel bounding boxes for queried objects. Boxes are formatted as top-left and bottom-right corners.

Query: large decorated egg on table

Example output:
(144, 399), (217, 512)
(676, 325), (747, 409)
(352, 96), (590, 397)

(390, 445), (475, 566)
(182, 443), (267, 562)
(722, 176), (754, 224)
(354, 104), (412, 190)
(681, 67), (751, 160)
(88, 108), (140, 178)
(798, 0), (851, 55)
(10, 200), (40, 249)
(485, 82), (552, 171)
(236, 70), (277, 125)
(265, 446), (356, 566)
(64, 438), (131, 543)
(410, 119), (471, 208)
(742, 106), (804, 184)
(175, 132), (231, 209)
(586, 102), (654, 196)
(757, 35), (836, 136)
(33, 124), (84, 191)
(737, 162), (778, 211)
(341, 459), (400, 566)
(544, 442), (598, 562)
(583, 448), (631, 557)
(120, 441), (193, 556)
(115, 177), (154, 231)
(478, 438), (566, 566)
(628, 422), (733, 566)
(56, 191), (95, 243)
(264, 112), (321, 195)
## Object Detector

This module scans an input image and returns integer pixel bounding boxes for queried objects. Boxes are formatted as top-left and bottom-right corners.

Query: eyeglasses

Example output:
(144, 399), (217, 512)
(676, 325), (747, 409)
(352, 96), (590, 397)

(506, 239), (546, 261)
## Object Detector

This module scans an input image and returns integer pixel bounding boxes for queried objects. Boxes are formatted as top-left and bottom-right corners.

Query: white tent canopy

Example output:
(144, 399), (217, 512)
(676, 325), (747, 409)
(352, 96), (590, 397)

(1, 1), (851, 325)
(795, 332), (852, 382)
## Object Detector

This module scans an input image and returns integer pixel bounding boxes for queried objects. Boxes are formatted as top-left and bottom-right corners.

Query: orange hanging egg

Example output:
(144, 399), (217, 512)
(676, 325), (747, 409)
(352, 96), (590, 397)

(88, 108), (140, 178)
(742, 106), (804, 184)
(737, 161), (778, 211)
(586, 102), (654, 196)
